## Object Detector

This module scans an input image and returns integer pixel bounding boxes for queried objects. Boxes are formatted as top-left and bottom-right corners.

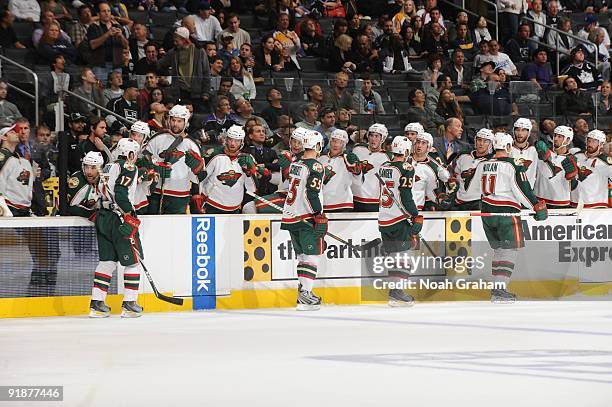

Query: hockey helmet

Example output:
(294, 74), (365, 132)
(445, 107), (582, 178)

(116, 137), (140, 160)
(404, 122), (424, 135)
(367, 123), (389, 141)
(130, 120), (151, 139)
(82, 151), (104, 168)
(302, 130), (324, 152)
(291, 127), (309, 142)
(415, 131), (434, 148)
(168, 104), (190, 120)
(475, 128), (495, 142)
(586, 129), (606, 144)
(330, 129), (349, 144)
(493, 132), (513, 152)
(513, 117), (533, 131)
(226, 124), (245, 141)
(391, 136), (413, 155)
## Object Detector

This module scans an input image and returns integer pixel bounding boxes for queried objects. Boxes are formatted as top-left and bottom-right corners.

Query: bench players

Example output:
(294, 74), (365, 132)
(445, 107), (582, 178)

(572, 129), (612, 208)
(453, 128), (494, 210)
(510, 118), (538, 188)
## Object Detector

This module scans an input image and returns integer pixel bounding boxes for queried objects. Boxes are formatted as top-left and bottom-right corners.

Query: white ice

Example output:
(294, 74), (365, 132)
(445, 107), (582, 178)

(1, 301), (612, 407)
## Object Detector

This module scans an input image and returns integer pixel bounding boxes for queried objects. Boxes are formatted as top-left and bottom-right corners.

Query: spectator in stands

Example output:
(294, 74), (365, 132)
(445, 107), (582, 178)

(528, 0), (546, 42)
(135, 43), (159, 75)
(106, 82), (140, 132)
(193, 1), (222, 42)
(470, 60), (495, 92)
(37, 21), (77, 64)
(546, 0), (561, 28)
(81, 117), (108, 160)
(233, 97), (272, 137)
(436, 89), (464, 122)
(103, 71), (124, 105)
(597, 80), (612, 116)
(272, 13), (301, 70)
(547, 17), (575, 64)
(402, 26), (423, 60)
(204, 41), (218, 59)
(473, 16), (492, 44)
(15, 118), (50, 216)
(539, 117), (556, 143)
(374, 18), (394, 50)
(255, 35), (283, 73)
(298, 18), (324, 58)
(215, 76), (237, 108)
(137, 71), (158, 115)
(228, 56), (256, 100)
(499, 0), (526, 46)
(34, 123), (57, 174)
(325, 18), (349, 52)
(557, 76), (594, 116)
(422, 7), (445, 35)
(522, 48), (553, 90)
(147, 102), (167, 132)
(573, 117), (590, 150)
(450, 23), (477, 59)
(485, 40), (517, 76)
(69, 5), (95, 48)
(424, 54), (443, 89)
(109, 0), (133, 30)
(299, 85), (324, 118)
(0, 11), (26, 49)
(411, 15), (425, 44)
(271, 120), (295, 152)
(472, 39), (490, 71)
(380, 33), (412, 73)
(260, 88), (291, 130)
(577, 14), (610, 49)
(418, 0), (445, 28)
(209, 54), (225, 83)
(87, 2), (129, 84)
(33, 11), (72, 48)
(348, 34), (379, 73)
(392, 0), (415, 33)
(352, 74), (385, 114)
(371, 14), (389, 39)
(346, 13), (362, 38)
(148, 87), (166, 106)
(314, 106), (338, 145)
(217, 13), (251, 49)
(44, 55), (70, 106)
(203, 95), (237, 142)
(128, 22), (149, 62)
(447, 11), (469, 43)
(561, 45), (602, 91)
(420, 22), (447, 57)
(469, 72), (514, 116)
(336, 107), (359, 137)
(296, 103), (320, 130)
(70, 68), (105, 118)
(323, 71), (354, 111)
(443, 50), (471, 89)
(62, 113), (89, 174)
(505, 23), (534, 64)
(239, 43), (260, 79)
(218, 32), (240, 69)
(42, 0), (72, 23)
(586, 27), (611, 81)
(8, 0), (41, 22)
(406, 88), (445, 135)
(242, 123), (278, 195)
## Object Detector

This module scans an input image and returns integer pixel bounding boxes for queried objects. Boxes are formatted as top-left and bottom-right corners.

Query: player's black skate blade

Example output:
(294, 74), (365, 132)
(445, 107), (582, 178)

(388, 289), (414, 307)
(121, 301), (143, 318)
(491, 288), (516, 304)
(89, 300), (111, 318)
(296, 288), (321, 311)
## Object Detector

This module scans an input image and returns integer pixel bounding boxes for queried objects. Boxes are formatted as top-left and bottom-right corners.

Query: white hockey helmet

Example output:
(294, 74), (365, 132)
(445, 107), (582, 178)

(82, 151), (104, 168)
(302, 130), (324, 152)
(513, 117), (533, 132)
(116, 137), (140, 159)
(586, 129), (606, 144)
(368, 123), (389, 141)
(330, 128), (349, 144)
(130, 120), (151, 139)
(404, 122), (424, 135)
(475, 128), (495, 142)
(291, 127), (309, 142)
(554, 125), (574, 146)
(391, 136), (413, 155)
(226, 124), (245, 141)
(493, 132), (513, 152)
(415, 131), (434, 148)
(168, 104), (190, 120)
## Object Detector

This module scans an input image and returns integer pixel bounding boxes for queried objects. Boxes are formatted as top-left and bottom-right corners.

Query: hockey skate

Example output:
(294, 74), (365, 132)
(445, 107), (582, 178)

(296, 284), (321, 311)
(89, 300), (111, 318)
(491, 288), (516, 304)
(121, 301), (143, 318)
(388, 289), (414, 307)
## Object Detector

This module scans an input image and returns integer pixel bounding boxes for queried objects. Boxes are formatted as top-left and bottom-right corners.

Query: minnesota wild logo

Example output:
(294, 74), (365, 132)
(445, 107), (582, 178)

(17, 169), (31, 185)
(217, 170), (242, 187)
(361, 160), (374, 173)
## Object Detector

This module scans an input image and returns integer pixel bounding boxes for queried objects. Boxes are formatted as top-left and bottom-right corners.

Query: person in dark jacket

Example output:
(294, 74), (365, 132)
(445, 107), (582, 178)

(242, 122), (279, 196)
(556, 76), (595, 116)
(37, 21), (77, 64)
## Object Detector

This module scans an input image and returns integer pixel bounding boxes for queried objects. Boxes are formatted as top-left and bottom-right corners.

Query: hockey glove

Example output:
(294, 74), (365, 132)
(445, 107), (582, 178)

(118, 214), (141, 239)
(277, 151), (294, 170)
(533, 200), (548, 221)
(344, 153), (362, 175)
(323, 165), (335, 185)
(184, 149), (204, 174)
(561, 155), (578, 180)
(446, 175), (458, 194)
(190, 194), (207, 214)
(238, 154), (257, 177)
(535, 140), (552, 161)
(164, 149), (185, 165)
(155, 162), (172, 179)
(313, 213), (328, 238)
(577, 166), (593, 182)
(410, 215), (423, 235)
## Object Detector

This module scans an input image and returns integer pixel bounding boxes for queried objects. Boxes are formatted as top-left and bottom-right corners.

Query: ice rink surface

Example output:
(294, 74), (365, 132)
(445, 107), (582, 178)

(2, 301), (612, 407)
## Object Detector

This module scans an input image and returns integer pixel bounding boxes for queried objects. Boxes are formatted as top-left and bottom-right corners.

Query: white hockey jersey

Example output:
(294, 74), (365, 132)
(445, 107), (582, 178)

(351, 145), (390, 205)
(282, 159), (324, 224)
(112, 149), (150, 211)
(534, 151), (575, 207)
(412, 158), (438, 210)
(0, 148), (34, 211)
(144, 133), (201, 198)
(99, 161), (138, 213)
(378, 161), (417, 227)
(511, 144), (538, 188)
(199, 153), (256, 212)
(571, 153), (612, 208)
(319, 153), (355, 211)
(454, 151), (489, 204)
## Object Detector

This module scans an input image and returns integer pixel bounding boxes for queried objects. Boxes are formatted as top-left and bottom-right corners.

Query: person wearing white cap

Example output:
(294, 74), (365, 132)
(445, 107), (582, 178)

(510, 117), (538, 188)
(571, 129), (612, 208)
(453, 128), (494, 210)
(193, 1), (221, 42)
(67, 151), (103, 219)
(0, 124), (34, 216)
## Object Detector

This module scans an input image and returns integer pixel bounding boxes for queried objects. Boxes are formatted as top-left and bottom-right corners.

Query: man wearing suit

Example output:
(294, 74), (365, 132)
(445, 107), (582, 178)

(443, 50), (473, 89)
(432, 118), (472, 166)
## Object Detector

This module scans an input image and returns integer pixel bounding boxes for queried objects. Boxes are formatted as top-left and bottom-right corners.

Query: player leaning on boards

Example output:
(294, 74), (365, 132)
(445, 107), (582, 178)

(242, 127), (306, 214)
(453, 128), (494, 210)
(571, 130), (612, 208)
(378, 136), (423, 306)
(510, 118), (538, 189)
(281, 130), (328, 311)
(143, 105), (205, 214)
(467, 132), (548, 303)
(90, 138), (147, 318)
(352, 123), (392, 212)
(192, 125), (257, 214)
(67, 152), (103, 219)
(0, 124), (35, 217)
(534, 125), (579, 208)
(319, 129), (362, 212)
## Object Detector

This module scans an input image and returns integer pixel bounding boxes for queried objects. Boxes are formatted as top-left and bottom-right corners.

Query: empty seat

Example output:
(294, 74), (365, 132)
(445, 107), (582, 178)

(150, 11), (178, 27)
(129, 10), (150, 25)
(381, 101), (395, 114)
(388, 88), (413, 102)
(238, 15), (256, 29)
(374, 114), (401, 130)
(298, 57), (321, 72)
(351, 114), (374, 128)
(394, 101), (411, 114)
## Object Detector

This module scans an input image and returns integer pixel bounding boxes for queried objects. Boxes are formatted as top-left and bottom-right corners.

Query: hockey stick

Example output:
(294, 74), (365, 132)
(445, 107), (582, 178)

(374, 173), (438, 257)
(131, 242), (184, 306)
(245, 190), (381, 252)
(469, 200), (585, 217)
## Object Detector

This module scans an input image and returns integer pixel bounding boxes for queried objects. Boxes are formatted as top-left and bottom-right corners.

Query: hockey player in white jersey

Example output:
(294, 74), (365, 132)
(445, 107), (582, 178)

(453, 128), (494, 210)
(404, 122), (424, 143)
(378, 136), (422, 306)
(0, 124), (34, 217)
(144, 105), (205, 214)
(193, 125), (256, 214)
(534, 125), (579, 208)
(67, 151), (103, 220)
(410, 131), (449, 210)
(319, 129), (362, 212)
(510, 118), (538, 188)
(572, 129), (612, 208)
(468, 132), (547, 303)
(280, 131), (327, 311)
(91, 138), (146, 318)
(352, 123), (392, 211)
